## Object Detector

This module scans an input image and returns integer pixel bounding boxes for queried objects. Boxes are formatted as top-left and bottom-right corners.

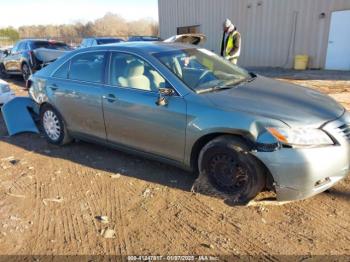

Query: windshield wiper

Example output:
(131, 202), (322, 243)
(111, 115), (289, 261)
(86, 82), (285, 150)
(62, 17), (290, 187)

(196, 73), (257, 94)
(247, 72), (257, 82)
(196, 85), (234, 94)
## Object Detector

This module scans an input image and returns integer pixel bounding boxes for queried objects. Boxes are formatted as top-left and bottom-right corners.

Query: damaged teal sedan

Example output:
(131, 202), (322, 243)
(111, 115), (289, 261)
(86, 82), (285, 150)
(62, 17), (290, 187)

(24, 42), (349, 202)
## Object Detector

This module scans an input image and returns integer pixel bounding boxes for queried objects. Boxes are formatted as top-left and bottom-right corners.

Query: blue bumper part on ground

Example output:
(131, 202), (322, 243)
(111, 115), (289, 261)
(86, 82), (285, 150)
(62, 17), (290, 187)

(1, 97), (40, 136)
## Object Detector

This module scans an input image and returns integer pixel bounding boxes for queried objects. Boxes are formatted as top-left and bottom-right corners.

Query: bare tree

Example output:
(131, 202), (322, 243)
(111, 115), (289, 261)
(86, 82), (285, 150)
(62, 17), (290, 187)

(6, 12), (159, 45)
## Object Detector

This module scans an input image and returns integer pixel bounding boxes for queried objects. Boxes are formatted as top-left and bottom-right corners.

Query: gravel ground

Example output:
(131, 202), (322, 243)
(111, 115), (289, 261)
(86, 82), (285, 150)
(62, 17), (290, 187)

(0, 71), (349, 258)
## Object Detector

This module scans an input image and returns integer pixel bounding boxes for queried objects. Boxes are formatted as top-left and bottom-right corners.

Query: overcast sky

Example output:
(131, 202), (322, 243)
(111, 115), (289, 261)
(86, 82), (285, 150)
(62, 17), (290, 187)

(0, 0), (159, 28)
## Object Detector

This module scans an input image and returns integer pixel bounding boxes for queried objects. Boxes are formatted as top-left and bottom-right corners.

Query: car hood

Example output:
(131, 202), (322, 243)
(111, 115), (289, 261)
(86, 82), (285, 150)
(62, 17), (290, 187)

(203, 76), (344, 127)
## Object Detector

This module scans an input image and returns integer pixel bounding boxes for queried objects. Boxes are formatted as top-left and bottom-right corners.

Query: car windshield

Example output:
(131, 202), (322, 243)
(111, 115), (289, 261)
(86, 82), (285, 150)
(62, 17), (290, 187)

(153, 48), (251, 92)
(32, 41), (70, 50)
(96, 39), (122, 45)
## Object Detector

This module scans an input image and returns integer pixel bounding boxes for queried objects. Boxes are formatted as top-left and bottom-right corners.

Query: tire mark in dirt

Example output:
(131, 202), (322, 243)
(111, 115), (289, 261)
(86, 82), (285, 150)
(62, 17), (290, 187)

(149, 195), (244, 255)
(7, 176), (32, 196)
(70, 168), (107, 253)
(65, 194), (84, 251)
(78, 186), (102, 252)
(182, 196), (280, 260)
(101, 180), (112, 253)
(115, 184), (133, 255)
(32, 179), (51, 252)
(295, 203), (350, 238)
(73, 169), (120, 253)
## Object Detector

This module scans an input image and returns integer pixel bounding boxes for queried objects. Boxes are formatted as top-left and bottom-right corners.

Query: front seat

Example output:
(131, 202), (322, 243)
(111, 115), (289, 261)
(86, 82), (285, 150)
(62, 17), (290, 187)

(119, 60), (151, 91)
(112, 57), (128, 86)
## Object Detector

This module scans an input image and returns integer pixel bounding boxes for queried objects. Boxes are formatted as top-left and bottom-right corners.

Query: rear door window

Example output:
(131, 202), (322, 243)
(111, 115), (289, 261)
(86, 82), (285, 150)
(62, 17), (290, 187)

(69, 52), (106, 83)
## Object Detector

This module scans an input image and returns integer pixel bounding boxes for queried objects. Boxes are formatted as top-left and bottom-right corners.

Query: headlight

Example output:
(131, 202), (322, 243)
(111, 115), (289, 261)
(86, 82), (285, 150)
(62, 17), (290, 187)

(267, 127), (334, 146)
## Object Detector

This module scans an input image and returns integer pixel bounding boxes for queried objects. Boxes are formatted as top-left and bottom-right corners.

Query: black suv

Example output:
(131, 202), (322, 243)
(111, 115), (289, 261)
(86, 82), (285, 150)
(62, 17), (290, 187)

(79, 37), (124, 48)
(0, 39), (71, 81)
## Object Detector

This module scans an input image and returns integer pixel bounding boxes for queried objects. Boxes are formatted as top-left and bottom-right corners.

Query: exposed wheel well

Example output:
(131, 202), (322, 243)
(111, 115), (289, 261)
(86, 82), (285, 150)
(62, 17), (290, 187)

(21, 61), (29, 69)
(0, 63), (6, 72)
(39, 102), (49, 113)
(190, 133), (275, 189)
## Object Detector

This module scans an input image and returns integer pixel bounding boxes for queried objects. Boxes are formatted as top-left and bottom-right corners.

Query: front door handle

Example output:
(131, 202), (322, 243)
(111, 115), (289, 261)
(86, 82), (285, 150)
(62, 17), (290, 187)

(103, 94), (117, 103)
(49, 84), (59, 91)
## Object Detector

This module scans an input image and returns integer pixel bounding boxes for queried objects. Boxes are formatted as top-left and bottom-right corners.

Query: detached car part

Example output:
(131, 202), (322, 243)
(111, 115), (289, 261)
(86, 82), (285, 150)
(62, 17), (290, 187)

(1, 97), (39, 136)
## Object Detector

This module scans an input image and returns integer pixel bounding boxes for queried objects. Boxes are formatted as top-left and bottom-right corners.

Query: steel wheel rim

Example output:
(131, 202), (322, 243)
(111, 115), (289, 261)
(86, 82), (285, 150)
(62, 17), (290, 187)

(208, 153), (249, 193)
(43, 110), (61, 141)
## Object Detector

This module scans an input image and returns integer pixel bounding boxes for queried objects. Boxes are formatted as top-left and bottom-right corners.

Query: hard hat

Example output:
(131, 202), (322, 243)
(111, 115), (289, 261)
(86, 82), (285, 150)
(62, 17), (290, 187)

(224, 19), (232, 28)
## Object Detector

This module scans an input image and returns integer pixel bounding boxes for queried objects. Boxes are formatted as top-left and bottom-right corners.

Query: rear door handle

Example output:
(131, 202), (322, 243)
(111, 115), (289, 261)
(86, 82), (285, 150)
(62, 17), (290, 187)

(103, 94), (118, 103)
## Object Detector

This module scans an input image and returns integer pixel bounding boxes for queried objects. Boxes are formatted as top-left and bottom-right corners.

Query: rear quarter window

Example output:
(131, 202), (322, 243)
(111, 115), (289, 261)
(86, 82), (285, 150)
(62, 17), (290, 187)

(52, 60), (70, 79)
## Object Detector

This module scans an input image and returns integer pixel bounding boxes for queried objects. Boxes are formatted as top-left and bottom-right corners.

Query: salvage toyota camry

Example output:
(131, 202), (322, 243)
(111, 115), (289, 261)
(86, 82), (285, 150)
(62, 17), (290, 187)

(28, 42), (350, 202)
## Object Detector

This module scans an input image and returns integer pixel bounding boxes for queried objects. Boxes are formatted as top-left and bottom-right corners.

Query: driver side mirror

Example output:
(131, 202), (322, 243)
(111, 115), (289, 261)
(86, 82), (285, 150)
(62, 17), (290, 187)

(159, 87), (175, 96)
(156, 84), (175, 106)
(3, 50), (9, 56)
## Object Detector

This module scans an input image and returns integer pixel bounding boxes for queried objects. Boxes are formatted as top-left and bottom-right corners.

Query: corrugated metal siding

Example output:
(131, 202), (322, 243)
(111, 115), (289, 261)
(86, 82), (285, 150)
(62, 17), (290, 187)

(159, 0), (350, 68)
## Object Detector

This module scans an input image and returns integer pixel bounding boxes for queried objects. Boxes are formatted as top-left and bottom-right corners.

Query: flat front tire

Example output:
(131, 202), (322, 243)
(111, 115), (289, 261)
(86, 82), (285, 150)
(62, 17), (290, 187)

(198, 136), (265, 203)
(40, 104), (71, 145)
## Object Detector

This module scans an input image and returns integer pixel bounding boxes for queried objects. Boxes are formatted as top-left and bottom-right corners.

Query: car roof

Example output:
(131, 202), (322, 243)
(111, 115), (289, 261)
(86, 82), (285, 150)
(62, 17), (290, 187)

(78, 41), (195, 54)
(19, 39), (67, 44)
(84, 37), (122, 40)
(20, 39), (51, 42)
(129, 36), (160, 38)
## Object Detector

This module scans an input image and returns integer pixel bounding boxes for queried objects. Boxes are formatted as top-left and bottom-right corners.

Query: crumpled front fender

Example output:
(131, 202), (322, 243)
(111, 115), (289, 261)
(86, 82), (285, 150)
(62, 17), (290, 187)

(1, 97), (40, 136)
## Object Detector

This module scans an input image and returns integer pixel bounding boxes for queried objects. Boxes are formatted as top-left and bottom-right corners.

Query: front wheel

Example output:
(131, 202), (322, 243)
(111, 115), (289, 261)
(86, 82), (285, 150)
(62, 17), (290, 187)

(0, 64), (9, 79)
(40, 104), (72, 145)
(21, 63), (32, 82)
(198, 136), (265, 203)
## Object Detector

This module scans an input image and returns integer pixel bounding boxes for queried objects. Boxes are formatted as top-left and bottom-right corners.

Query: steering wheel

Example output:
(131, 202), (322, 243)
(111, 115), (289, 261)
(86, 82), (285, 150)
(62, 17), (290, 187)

(195, 70), (214, 88)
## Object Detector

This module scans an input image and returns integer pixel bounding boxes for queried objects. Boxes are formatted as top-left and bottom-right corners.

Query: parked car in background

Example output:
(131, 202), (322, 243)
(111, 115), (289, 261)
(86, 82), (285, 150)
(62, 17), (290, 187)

(0, 39), (72, 81)
(0, 79), (15, 106)
(0, 46), (13, 59)
(128, 36), (162, 42)
(79, 37), (124, 48)
(28, 41), (350, 203)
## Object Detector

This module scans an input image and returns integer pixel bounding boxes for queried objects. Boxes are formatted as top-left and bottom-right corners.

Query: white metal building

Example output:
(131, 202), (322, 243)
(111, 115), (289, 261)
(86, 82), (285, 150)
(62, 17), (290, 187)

(158, 0), (350, 70)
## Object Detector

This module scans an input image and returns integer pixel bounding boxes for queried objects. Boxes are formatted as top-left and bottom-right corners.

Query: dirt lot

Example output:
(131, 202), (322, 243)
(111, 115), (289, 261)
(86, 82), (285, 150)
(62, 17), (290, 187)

(0, 70), (350, 259)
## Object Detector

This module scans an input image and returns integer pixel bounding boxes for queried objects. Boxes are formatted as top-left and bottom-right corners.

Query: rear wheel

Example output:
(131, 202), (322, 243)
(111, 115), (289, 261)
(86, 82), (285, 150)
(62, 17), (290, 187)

(21, 63), (31, 82)
(40, 104), (72, 145)
(198, 136), (265, 203)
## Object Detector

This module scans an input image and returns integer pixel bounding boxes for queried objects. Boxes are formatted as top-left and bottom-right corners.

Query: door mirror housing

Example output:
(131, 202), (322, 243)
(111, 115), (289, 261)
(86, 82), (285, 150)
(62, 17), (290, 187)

(156, 87), (175, 107)
(159, 87), (175, 96)
(3, 50), (9, 56)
